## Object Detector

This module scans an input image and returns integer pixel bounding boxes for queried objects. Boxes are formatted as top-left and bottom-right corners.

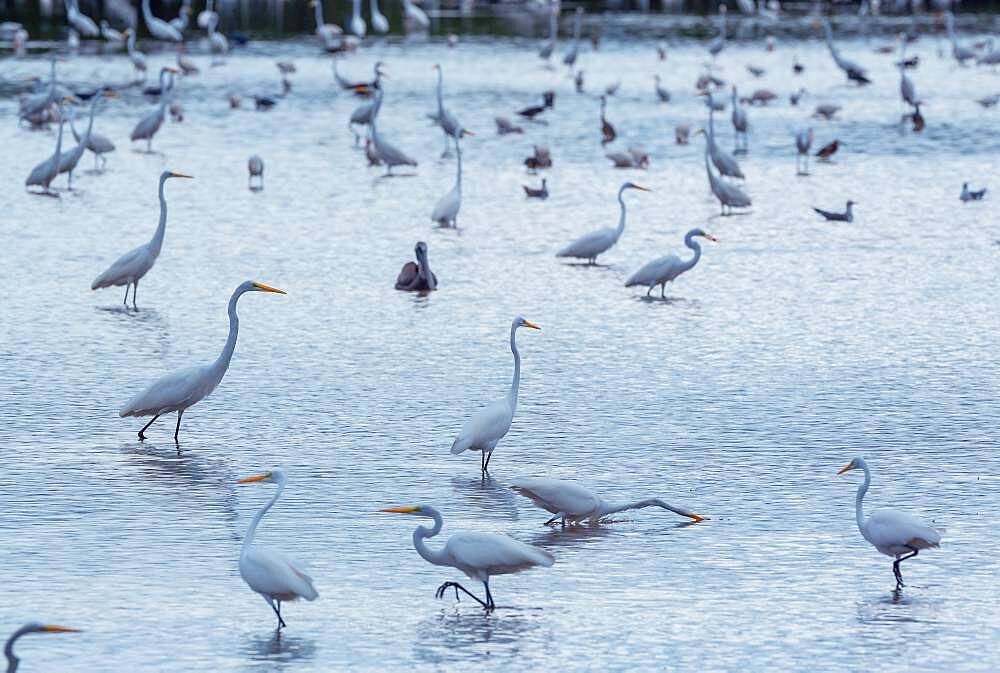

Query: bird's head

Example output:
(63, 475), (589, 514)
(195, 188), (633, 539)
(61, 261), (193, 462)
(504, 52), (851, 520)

(414, 241), (429, 259)
(161, 170), (193, 182)
(846, 200), (856, 207)
(25, 624), (81, 635)
(244, 281), (287, 295)
(513, 316), (541, 331)
(380, 505), (430, 517)
(837, 457), (865, 475)
(238, 469), (286, 485)
(692, 228), (719, 242)
(623, 181), (651, 193)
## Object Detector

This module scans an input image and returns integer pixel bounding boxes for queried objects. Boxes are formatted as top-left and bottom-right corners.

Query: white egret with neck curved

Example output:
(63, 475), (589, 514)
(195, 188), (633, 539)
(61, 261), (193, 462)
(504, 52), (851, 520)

(92, 171), (192, 309)
(238, 470), (318, 630)
(5, 624), (80, 673)
(119, 281), (287, 442)
(511, 478), (705, 526)
(381, 505), (553, 612)
(625, 228), (717, 298)
(838, 457), (941, 590)
(451, 317), (540, 472)
(556, 182), (649, 264)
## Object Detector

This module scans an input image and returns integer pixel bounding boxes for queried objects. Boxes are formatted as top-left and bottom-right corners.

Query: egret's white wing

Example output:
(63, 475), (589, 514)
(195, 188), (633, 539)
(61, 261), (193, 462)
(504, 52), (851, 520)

(556, 228), (615, 259)
(431, 186), (460, 222)
(625, 254), (680, 287)
(451, 399), (513, 454)
(445, 532), (554, 575)
(241, 545), (319, 601)
(92, 244), (153, 288)
(119, 365), (208, 417)
(867, 509), (942, 550)
(510, 477), (601, 516)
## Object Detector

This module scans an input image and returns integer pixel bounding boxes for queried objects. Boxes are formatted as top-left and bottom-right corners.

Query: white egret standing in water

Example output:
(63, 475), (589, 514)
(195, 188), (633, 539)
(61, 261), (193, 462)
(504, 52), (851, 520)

(380, 505), (554, 612)
(370, 0), (390, 33)
(309, 0), (343, 48)
(370, 87), (418, 175)
(625, 228), (718, 298)
(4, 624), (80, 672)
(838, 457), (942, 590)
(92, 171), (192, 308)
(238, 470), (319, 630)
(431, 136), (462, 227)
(124, 29), (148, 81)
(65, 0), (99, 37)
(130, 67), (179, 152)
(350, 0), (367, 37)
(25, 98), (71, 196)
(451, 317), (540, 472)
(556, 181), (649, 264)
(511, 478), (705, 525)
(432, 64), (471, 156)
(142, 0), (183, 42)
(697, 130), (751, 215)
(59, 91), (114, 189)
(118, 281), (287, 442)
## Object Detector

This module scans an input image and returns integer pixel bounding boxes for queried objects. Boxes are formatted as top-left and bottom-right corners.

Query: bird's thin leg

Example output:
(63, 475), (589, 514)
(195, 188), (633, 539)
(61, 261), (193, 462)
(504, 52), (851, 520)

(269, 599), (287, 629)
(138, 414), (160, 440)
(94, 153), (99, 171)
(484, 582), (495, 612)
(483, 450), (494, 472)
(435, 581), (489, 609)
(123, 284), (130, 306)
(173, 410), (183, 443)
(893, 548), (919, 589)
(660, 283), (666, 299)
(132, 279), (138, 310)
(480, 451), (486, 472)
(68, 170), (74, 190)
(544, 512), (568, 526)
(146, 137), (151, 153)
(646, 286), (652, 297)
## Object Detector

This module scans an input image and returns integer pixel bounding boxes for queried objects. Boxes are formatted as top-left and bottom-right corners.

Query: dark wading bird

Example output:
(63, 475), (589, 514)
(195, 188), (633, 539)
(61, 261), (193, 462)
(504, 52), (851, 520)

(91, 171), (193, 309)
(816, 139), (840, 160)
(395, 241), (438, 291)
(523, 178), (548, 199)
(813, 200), (855, 222)
(599, 95), (616, 145)
(960, 182), (986, 202)
(119, 281), (287, 442)
(837, 457), (941, 591)
(625, 228), (718, 298)
(248, 155), (264, 190)
(380, 504), (554, 613)
(517, 91), (555, 121)
(5, 623), (80, 673)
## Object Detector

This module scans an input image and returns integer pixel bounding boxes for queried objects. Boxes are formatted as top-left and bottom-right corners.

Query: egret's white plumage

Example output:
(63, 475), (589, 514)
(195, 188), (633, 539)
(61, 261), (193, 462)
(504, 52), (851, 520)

(370, 0), (389, 33)
(118, 281), (286, 441)
(838, 457), (942, 589)
(124, 29), (148, 79)
(451, 317), (540, 472)
(350, 0), (366, 37)
(370, 87), (418, 175)
(556, 182), (648, 263)
(142, 0), (183, 42)
(65, 0), (99, 37)
(309, 0), (343, 48)
(625, 228), (717, 298)
(381, 504), (553, 611)
(58, 92), (112, 189)
(130, 67), (178, 152)
(239, 470), (318, 630)
(207, 14), (228, 57)
(705, 108), (743, 179)
(511, 477), (704, 525)
(431, 137), (462, 227)
(25, 99), (68, 195)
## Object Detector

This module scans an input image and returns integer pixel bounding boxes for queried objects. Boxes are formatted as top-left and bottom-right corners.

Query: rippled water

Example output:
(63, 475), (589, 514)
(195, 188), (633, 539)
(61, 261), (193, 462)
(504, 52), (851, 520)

(2, 31), (999, 672)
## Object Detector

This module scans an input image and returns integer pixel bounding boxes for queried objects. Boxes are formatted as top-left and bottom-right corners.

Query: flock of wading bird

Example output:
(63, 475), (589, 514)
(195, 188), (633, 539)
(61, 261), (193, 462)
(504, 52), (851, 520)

(11, 0), (993, 666)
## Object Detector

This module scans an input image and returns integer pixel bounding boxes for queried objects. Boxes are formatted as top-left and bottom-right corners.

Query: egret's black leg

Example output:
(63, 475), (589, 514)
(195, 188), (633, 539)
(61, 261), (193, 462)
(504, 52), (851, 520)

(483, 450), (494, 472)
(138, 414), (160, 440)
(269, 599), (287, 629)
(435, 581), (489, 609)
(480, 451), (486, 472)
(173, 410), (183, 442)
(893, 548), (919, 589)
(646, 286), (652, 297)
(484, 582), (495, 612)
(123, 284), (130, 306)
(132, 279), (138, 310)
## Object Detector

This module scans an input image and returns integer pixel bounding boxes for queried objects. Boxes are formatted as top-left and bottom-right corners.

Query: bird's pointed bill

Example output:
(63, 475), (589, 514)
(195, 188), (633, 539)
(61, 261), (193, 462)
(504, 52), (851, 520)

(238, 471), (273, 484)
(252, 283), (287, 294)
(684, 512), (705, 522)
(381, 506), (421, 513)
(522, 320), (541, 330)
(42, 625), (80, 633)
(170, 172), (194, 179)
(705, 233), (719, 242)
(837, 463), (854, 474)
(632, 184), (652, 192)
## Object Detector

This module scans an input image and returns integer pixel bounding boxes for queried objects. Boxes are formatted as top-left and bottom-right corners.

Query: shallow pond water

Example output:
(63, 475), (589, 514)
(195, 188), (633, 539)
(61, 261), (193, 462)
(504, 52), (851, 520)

(1, 29), (999, 672)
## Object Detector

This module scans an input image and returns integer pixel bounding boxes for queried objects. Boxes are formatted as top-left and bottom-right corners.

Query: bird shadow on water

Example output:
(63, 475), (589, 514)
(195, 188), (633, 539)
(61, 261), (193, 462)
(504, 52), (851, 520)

(241, 631), (316, 668)
(450, 475), (520, 521)
(855, 588), (940, 626)
(412, 607), (545, 665)
(633, 295), (698, 308)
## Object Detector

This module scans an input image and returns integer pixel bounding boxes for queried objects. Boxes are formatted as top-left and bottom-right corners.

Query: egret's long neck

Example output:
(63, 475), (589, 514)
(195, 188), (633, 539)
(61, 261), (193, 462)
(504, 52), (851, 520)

(4, 626), (33, 673)
(856, 463), (871, 537)
(149, 177), (169, 257)
(435, 68), (444, 111)
(455, 145), (463, 192)
(412, 510), (448, 566)
(314, 1), (323, 26)
(614, 187), (627, 238)
(55, 115), (65, 157)
(84, 96), (98, 142)
(127, 30), (136, 53)
(142, 0), (153, 23)
(508, 325), (521, 408)
(681, 231), (702, 272)
(599, 498), (679, 517)
(242, 480), (284, 554)
(212, 286), (245, 376)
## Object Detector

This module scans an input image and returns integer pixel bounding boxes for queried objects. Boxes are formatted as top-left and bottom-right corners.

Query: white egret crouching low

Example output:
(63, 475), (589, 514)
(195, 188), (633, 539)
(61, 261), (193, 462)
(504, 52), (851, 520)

(119, 281), (286, 442)
(381, 505), (553, 612)
(451, 317), (540, 472)
(511, 477), (704, 525)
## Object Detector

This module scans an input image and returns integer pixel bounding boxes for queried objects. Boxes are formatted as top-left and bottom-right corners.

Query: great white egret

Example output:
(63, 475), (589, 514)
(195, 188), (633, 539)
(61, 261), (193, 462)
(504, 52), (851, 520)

(704, 108), (744, 180)
(431, 137), (462, 227)
(59, 91), (114, 189)
(4, 624), (80, 672)
(898, 64), (917, 108)
(142, 0), (183, 42)
(813, 201), (855, 222)
(119, 281), (287, 441)
(124, 29), (147, 81)
(65, 0), (98, 37)
(370, 88), (418, 176)
(92, 171), (192, 308)
(451, 317), (540, 472)
(248, 155), (264, 190)
(838, 457), (942, 590)
(25, 98), (70, 196)
(795, 128), (813, 175)
(380, 504), (554, 612)
(71, 112), (116, 172)
(170, 0), (192, 32)
(432, 64), (471, 156)
(395, 241), (437, 291)
(207, 14), (228, 59)
(350, 0), (366, 37)
(697, 131), (751, 215)
(511, 477), (704, 525)
(100, 19), (124, 44)
(197, 0), (217, 29)
(238, 470), (319, 629)
(944, 12), (976, 64)
(130, 67), (179, 152)
(556, 181), (648, 264)
(822, 20), (870, 85)
(625, 228), (718, 298)
(401, 0), (429, 31)
(730, 85), (748, 152)
(563, 7), (583, 69)
(309, 0), (343, 49)
(370, 0), (389, 33)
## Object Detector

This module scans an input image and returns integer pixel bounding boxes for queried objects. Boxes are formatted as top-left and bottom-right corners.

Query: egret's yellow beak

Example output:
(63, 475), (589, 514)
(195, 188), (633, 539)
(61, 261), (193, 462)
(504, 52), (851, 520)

(252, 283), (286, 294)
(381, 506), (421, 513)
(837, 464), (854, 475)
(705, 233), (719, 242)
(686, 513), (705, 523)
(169, 171), (193, 178)
(42, 626), (80, 633)
(522, 320), (541, 330)
(238, 471), (272, 484)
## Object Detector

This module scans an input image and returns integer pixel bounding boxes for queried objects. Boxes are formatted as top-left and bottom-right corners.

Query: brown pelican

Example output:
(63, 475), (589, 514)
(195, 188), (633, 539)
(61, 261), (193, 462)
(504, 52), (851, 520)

(395, 242), (437, 291)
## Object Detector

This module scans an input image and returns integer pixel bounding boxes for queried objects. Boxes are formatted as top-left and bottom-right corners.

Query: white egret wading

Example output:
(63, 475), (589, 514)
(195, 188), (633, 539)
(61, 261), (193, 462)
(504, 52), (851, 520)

(838, 457), (942, 590)
(239, 470), (319, 630)
(451, 317), (540, 472)
(556, 181), (649, 264)
(625, 228), (718, 298)
(119, 281), (287, 442)
(381, 505), (554, 612)
(5, 624), (79, 673)
(511, 477), (704, 526)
